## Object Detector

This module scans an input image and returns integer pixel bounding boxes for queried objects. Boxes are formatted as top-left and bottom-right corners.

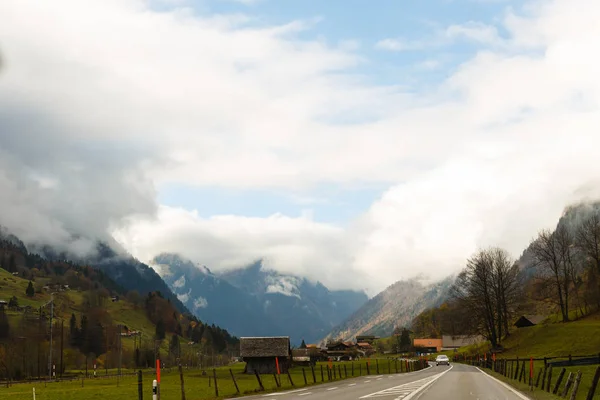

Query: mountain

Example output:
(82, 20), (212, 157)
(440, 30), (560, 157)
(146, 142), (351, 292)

(323, 276), (454, 342)
(516, 201), (600, 274)
(0, 226), (191, 316)
(152, 254), (368, 345)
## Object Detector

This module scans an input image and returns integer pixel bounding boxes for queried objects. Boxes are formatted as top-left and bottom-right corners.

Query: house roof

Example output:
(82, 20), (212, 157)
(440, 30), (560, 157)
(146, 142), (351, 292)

(240, 337), (290, 358)
(515, 315), (547, 326)
(356, 342), (372, 348)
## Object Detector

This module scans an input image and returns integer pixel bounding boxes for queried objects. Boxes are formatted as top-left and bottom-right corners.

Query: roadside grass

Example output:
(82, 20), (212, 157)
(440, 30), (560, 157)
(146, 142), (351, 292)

(0, 359), (422, 400)
(479, 367), (561, 400)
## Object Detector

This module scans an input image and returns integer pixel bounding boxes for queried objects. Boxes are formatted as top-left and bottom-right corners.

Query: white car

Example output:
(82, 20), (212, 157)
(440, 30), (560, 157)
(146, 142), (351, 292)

(435, 355), (450, 366)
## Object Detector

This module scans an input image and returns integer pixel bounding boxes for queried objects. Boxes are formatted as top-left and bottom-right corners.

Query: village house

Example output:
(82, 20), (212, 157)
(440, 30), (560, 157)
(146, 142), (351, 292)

(440, 335), (484, 351)
(355, 335), (379, 344)
(326, 341), (358, 360)
(413, 338), (443, 353)
(240, 336), (291, 374)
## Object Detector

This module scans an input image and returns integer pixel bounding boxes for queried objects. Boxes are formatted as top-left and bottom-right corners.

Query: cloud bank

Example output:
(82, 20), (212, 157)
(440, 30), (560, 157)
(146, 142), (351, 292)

(1, 0), (600, 295)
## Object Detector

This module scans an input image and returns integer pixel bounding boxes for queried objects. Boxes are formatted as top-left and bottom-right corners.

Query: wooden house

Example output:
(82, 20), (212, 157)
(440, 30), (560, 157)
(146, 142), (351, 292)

(240, 336), (291, 374)
(514, 315), (546, 328)
(292, 348), (318, 367)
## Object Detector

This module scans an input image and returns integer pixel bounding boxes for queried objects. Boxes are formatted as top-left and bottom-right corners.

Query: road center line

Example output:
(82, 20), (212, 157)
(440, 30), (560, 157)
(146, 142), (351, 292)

(326, 387), (338, 391)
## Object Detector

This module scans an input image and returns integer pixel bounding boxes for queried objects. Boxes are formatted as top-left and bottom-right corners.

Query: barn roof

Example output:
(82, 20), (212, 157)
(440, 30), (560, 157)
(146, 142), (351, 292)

(514, 315), (547, 326)
(240, 336), (290, 357)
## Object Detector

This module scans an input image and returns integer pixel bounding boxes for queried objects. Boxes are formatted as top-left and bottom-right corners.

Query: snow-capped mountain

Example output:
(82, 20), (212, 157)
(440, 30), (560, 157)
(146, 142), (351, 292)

(152, 253), (368, 345)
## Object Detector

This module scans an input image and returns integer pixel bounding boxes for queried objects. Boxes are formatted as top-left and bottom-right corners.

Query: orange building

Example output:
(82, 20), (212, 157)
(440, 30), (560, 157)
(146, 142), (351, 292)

(413, 338), (443, 353)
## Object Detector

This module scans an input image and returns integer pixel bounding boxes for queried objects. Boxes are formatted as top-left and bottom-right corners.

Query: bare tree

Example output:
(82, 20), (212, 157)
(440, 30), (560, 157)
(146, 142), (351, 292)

(575, 213), (600, 274)
(575, 213), (600, 309)
(529, 225), (577, 322)
(452, 247), (519, 348)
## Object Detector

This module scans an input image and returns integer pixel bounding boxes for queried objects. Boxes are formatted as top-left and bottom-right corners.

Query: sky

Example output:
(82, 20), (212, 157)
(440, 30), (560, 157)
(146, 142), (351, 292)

(1, 0), (600, 296)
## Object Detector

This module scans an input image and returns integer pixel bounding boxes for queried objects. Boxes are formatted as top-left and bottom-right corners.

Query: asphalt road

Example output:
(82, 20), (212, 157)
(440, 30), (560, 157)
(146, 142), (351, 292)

(231, 363), (531, 400)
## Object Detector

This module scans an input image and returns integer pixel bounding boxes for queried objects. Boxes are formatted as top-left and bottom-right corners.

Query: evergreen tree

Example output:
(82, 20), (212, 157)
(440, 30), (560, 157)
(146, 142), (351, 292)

(0, 306), (9, 339)
(155, 319), (166, 340)
(8, 255), (16, 273)
(26, 281), (35, 297)
(169, 334), (180, 358)
(69, 313), (79, 347)
(8, 296), (18, 308)
(399, 328), (411, 352)
(300, 339), (307, 349)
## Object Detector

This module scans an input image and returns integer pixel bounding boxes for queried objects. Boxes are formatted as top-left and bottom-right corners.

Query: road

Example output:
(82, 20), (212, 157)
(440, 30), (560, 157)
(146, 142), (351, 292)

(231, 363), (531, 400)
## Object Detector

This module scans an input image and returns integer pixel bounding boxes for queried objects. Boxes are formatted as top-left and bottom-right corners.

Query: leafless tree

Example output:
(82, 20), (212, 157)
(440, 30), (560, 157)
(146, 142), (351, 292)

(575, 213), (600, 308)
(529, 225), (577, 321)
(452, 247), (519, 348)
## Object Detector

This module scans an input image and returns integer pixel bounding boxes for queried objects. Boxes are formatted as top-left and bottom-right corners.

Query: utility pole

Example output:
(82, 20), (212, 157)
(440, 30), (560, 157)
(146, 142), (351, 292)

(45, 293), (55, 380)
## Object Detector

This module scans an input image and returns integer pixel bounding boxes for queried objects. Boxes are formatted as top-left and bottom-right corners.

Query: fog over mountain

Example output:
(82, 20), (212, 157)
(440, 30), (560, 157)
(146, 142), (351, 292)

(2, 0), (600, 295)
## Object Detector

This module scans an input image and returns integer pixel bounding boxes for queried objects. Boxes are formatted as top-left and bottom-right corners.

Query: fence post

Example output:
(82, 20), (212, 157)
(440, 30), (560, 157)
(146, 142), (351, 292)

(254, 370), (264, 391)
(395, 360), (398, 373)
(287, 369), (295, 387)
(376, 359), (380, 375)
(273, 373), (281, 388)
(213, 369), (218, 397)
(344, 364), (347, 378)
(338, 365), (342, 379)
(535, 367), (543, 388)
(179, 364), (186, 400)
(546, 366), (553, 392)
(352, 363), (354, 376)
(152, 379), (157, 400)
(138, 370), (143, 400)
(311, 365), (316, 383)
(561, 371), (573, 398)
(569, 371), (582, 400)
(553, 368), (566, 394)
(302, 368), (307, 385)
(366, 362), (370, 375)
(586, 366), (600, 400)
(541, 366), (547, 390)
(229, 369), (240, 393)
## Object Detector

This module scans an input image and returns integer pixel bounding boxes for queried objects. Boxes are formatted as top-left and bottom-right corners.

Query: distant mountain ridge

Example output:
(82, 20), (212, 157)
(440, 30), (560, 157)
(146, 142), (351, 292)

(0, 226), (191, 315)
(152, 253), (368, 345)
(323, 276), (455, 342)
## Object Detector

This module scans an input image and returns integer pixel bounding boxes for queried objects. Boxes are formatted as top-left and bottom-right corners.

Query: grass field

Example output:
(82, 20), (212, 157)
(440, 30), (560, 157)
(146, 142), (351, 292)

(0, 358), (422, 400)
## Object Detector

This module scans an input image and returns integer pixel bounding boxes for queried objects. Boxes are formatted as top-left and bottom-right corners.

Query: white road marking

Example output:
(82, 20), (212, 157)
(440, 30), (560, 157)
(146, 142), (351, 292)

(326, 387), (338, 391)
(263, 388), (308, 396)
(364, 380), (371, 383)
(377, 378), (383, 381)
(348, 383), (357, 386)
(298, 393), (312, 396)
(476, 367), (531, 400)
(360, 365), (453, 399)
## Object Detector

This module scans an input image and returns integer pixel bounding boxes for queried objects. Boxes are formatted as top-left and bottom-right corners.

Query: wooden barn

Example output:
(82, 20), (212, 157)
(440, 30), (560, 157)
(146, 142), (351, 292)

(292, 348), (319, 367)
(240, 336), (291, 374)
(514, 315), (546, 328)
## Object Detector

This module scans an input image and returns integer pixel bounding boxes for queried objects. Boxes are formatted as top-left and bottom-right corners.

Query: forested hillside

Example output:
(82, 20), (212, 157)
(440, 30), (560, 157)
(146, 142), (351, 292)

(0, 238), (238, 381)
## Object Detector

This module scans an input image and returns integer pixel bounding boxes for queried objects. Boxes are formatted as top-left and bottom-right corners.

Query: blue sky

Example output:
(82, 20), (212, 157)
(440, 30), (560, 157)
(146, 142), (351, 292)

(155, 0), (519, 224)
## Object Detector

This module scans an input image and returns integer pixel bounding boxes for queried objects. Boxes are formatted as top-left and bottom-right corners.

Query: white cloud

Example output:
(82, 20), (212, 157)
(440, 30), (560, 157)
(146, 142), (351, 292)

(376, 20), (503, 52)
(194, 297), (209, 309)
(2, 0), (600, 296)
